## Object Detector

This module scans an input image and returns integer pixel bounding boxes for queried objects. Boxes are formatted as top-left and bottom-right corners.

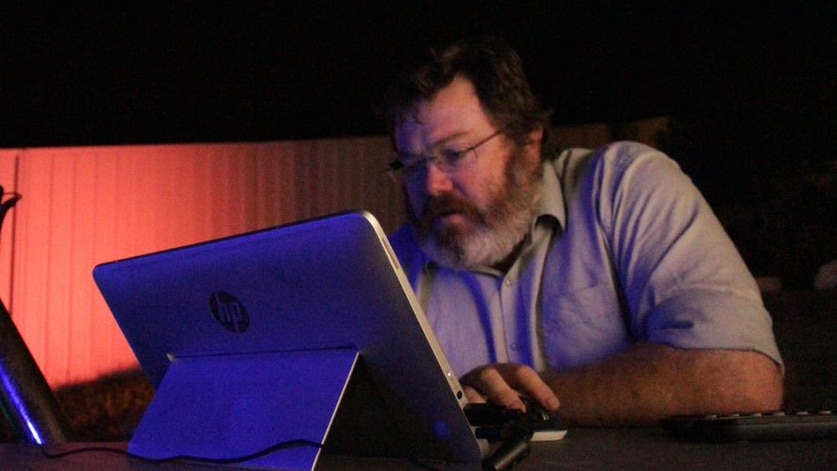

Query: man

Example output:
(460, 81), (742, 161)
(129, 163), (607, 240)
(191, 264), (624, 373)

(383, 37), (783, 426)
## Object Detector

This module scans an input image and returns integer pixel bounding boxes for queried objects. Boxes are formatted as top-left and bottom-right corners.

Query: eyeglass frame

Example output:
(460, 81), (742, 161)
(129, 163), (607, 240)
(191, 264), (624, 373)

(386, 128), (505, 177)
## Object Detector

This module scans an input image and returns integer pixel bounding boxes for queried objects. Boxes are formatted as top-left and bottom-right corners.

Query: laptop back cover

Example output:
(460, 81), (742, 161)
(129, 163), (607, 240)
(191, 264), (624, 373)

(93, 210), (483, 464)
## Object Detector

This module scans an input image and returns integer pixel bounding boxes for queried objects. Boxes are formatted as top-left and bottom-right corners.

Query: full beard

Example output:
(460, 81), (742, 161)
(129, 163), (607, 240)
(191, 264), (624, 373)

(408, 148), (543, 270)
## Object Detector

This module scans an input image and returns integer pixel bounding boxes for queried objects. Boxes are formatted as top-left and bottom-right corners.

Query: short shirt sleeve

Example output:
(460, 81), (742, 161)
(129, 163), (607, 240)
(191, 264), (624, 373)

(589, 142), (782, 365)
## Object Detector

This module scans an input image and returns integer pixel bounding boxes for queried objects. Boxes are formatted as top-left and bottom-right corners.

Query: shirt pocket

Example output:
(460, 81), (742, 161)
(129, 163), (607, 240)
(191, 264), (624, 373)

(540, 283), (632, 370)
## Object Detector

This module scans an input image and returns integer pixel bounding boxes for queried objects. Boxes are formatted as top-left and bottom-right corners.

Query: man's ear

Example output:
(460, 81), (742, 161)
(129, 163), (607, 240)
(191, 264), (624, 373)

(529, 126), (544, 144)
(525, 126), (544, 161)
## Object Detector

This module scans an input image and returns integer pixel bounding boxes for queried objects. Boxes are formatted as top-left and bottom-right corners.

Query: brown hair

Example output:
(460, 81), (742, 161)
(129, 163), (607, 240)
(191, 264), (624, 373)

(382, 36), (552, 149)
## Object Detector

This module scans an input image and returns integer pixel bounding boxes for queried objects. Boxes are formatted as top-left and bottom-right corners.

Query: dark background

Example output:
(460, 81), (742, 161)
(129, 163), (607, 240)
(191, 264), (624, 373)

(0, 0), (834, 287)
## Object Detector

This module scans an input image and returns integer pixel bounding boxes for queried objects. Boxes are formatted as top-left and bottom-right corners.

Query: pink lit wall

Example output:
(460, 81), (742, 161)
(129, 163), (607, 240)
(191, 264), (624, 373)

(0, 138), (402, 387)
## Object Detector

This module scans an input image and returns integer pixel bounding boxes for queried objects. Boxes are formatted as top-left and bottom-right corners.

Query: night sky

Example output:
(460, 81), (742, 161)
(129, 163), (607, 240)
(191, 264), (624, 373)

(1, 1), (832, 147)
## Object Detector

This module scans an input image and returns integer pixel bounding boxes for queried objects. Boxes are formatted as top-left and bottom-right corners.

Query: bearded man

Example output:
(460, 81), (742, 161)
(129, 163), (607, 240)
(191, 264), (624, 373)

(383, 36), (783, 425)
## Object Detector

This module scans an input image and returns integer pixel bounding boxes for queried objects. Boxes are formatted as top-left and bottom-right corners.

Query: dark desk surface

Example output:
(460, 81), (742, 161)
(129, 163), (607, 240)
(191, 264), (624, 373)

(3, 427), (835, 471)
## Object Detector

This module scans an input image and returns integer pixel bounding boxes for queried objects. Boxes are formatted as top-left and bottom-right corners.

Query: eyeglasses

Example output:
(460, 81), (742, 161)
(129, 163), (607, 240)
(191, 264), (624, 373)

(386, 128), (504, 177)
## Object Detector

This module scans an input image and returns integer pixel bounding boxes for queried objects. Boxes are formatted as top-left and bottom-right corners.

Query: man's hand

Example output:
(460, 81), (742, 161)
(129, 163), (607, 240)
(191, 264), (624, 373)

(460, 363), (560, 412)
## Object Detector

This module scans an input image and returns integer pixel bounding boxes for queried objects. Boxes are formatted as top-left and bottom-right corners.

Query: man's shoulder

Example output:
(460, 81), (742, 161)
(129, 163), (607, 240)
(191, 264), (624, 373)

(551, 141), (679, 189)
(553, 141), (668, 171)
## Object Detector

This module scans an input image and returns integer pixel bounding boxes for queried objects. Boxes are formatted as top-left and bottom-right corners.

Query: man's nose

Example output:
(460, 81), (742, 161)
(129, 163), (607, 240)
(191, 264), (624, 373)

(425, 161), (454, 196)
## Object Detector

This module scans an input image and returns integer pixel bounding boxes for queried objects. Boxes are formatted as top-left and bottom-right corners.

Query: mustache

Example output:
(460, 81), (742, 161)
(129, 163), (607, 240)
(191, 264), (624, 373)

(421, 194), (483, 226)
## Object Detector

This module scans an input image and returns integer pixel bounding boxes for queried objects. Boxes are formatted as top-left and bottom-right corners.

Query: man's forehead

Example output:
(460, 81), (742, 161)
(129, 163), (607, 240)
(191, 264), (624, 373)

(394, 77), (490, 144)
(394, 113), (470, 150)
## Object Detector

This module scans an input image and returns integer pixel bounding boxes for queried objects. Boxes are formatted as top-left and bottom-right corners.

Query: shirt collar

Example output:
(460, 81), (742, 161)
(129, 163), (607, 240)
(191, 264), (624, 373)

(535, 159), (566, 231)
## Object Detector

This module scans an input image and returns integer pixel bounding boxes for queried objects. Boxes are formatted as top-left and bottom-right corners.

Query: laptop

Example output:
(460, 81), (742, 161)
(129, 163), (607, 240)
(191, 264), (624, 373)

(93, 210), (488, 470)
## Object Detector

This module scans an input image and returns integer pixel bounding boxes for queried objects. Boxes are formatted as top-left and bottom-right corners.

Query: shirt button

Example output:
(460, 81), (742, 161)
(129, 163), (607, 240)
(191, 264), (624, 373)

(504, 279), (512, 287)
(510, 343), (518, 351)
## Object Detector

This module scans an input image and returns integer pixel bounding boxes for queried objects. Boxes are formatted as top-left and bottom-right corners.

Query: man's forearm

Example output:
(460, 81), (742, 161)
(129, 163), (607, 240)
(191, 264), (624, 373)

(544, 344), (783, 426)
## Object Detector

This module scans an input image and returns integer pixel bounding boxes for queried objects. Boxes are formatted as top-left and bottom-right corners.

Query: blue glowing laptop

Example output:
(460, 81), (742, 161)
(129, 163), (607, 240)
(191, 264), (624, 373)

(93, 211), (486, 470)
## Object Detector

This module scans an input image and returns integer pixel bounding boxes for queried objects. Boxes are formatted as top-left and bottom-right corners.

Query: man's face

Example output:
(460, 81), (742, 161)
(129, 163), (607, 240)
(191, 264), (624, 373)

(393, 76), (543, 270)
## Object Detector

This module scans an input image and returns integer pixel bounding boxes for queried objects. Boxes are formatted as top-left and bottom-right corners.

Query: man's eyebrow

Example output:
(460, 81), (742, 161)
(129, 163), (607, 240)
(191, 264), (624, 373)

(395, 130), (470, 156)
(430, 130), (470, 149)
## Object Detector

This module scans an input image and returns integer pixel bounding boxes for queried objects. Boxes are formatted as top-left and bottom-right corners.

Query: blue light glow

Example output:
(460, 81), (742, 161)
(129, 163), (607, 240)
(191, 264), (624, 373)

(0, 368), (45, 445)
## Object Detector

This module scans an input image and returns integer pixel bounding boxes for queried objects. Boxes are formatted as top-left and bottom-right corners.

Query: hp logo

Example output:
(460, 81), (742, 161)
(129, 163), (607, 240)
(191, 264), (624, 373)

(209, 291), (250, 333)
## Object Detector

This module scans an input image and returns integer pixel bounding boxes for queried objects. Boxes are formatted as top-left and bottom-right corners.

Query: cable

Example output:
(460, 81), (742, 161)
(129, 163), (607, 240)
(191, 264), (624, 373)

(41, 438), (323, 465)
(41, 441), (460, 471)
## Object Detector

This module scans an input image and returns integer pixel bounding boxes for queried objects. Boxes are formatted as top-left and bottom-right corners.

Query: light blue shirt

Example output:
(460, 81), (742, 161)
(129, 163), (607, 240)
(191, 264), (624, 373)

(390, 141), (783, 377)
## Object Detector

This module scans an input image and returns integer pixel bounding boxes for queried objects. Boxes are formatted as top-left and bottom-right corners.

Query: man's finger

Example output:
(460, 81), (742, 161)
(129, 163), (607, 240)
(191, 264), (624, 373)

(462, 385), (487, 404)
(495, 364), (560, 411)
(462, 366), (526, 410)
(463, 364), (560, 411)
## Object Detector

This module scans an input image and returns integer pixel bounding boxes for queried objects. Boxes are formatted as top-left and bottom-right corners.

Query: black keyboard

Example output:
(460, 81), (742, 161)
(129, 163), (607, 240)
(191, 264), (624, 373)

(662, 410), (837, 442)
